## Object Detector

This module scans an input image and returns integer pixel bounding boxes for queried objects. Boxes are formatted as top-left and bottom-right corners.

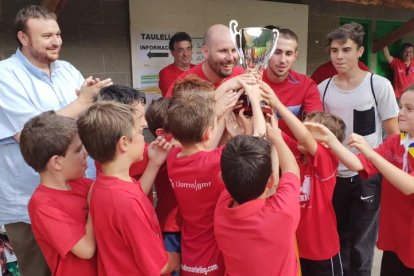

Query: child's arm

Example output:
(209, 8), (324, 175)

(71, 211), (96, 259)
(267, 116), (299, 177)
(349, 133), (414, 195)
(260, 81), (318, 156)
(304, 122), (363, 172)
(140, 137), (173, 194)
(160, 252), (180, 274)
(239, 80), (266, 137)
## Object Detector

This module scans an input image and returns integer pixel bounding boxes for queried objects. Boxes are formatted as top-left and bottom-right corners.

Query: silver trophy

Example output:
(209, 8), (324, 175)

(229, 20), (279, 114)
(229, 20), (279, 74)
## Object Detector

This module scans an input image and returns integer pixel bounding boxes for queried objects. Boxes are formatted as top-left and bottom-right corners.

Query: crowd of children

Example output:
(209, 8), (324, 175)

(12, 20), (414, 276)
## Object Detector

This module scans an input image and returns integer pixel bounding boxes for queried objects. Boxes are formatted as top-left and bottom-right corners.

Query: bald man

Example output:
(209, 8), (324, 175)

(165, 24), (244, 97)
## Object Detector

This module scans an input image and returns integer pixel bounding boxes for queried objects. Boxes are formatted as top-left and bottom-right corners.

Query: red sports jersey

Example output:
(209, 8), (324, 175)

(283, 134), (340, 260)
(28, 178), (97, 276)
(390, 58), (414, 98)
(159, 63), (196, 97)
(91, 173), (168, 276)
(155, 164), (182, 232)
(165, 62), (244, 97)
(358, 134), (414, 268)
(167, 146), (225, 275)
(310, 61), (370, 85)
(214, 173), (300, 276)
(263, 70), (323, 138)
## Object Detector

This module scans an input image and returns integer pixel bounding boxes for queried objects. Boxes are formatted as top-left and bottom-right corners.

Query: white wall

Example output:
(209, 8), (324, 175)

(129, 0), (309, 90)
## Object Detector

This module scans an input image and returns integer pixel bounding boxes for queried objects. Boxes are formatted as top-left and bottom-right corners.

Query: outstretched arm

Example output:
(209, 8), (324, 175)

(260, 81), (317, 156)
(383, 46), (394, 64)
(348, 133), (414, 195)
(304, 122), (363, 171)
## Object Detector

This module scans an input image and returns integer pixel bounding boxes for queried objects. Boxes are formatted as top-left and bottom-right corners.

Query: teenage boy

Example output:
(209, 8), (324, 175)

(214, 117), (300, 276)
(166, 80), (265, 275)
(77, 101), (179, 276)
(263, 27), (323, 137)
(20, 111), (96, 276)
(318, 22), (399, 276)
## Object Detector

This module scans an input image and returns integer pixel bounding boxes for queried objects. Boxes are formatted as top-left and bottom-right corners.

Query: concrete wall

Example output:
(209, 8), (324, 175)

(0, 0), (131, 85)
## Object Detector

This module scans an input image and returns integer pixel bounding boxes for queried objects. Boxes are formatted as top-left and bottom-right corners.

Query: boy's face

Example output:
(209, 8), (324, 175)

(330, 39), (363, 74)
(399, 91), (414, 136)
(128, 113), (146, 162)
(61, 134), (88, 180)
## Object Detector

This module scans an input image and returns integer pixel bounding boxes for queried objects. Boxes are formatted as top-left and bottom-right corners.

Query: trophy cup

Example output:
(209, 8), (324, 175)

(229, 19), (279, 115)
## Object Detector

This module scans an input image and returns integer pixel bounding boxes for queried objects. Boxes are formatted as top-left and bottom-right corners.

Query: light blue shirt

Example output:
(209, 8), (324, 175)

(0, 48), (93, 225)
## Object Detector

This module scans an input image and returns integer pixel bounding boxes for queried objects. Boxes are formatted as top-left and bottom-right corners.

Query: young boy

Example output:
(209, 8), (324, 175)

(261, 81), (358, 275)
(166, 80), (265, 275)
(145, 97), (183, 275)
(77, 101), (179, 275)
(214, 117), (300, 276)
(344, 85), (414, 275)
(20, 111), (96, 276)
(94, 84), (149, 179)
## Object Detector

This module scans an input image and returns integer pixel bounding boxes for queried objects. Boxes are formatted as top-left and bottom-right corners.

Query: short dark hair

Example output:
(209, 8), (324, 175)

(221, 135), (272, 205)
(96, 84), (146, 105)
(402, 42), (414, 52)
(145, 97), (170, 136)
(20, 111), (77, 172)
(305, 111), (346, 143)
(167, 90), (215, 145)
(279, 28), (298, 43)
(169, 32), (192, 51)
(15, 5), (57, 47)
(78, 101), (138, 164)
(327, 22), (364, 48)
(264, 25), (280, 30)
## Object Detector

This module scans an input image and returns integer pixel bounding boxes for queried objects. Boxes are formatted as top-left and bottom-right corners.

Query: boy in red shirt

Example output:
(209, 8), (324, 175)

(145, 97), (183, 275)
(20, 111), (96, 276)
(261, 81), (360, 275)
(77, 101), (179, 276)
(166, 79), (265, 275)
(214, 117), (300, 276)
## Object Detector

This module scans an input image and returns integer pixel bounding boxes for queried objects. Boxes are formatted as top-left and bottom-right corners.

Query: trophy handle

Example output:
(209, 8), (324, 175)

(229, 20), (244, 63)
(270, 28), (280, 57)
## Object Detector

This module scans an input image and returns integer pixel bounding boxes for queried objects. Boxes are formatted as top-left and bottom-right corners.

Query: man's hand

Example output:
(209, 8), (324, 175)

(77, 76), (113, 104)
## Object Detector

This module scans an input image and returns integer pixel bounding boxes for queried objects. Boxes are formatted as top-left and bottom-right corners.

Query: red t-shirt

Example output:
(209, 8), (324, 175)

(155, 164), (182, 232)
(357, 134), (414, 268)
(28, 178), (97, 276)
(390, 58), (414, 98)
(283, 134), (340, 260)
(310, 61), (370, 84)
(165, 62), (245, 97)
(167, 146), (225, 275)
(94, 143), (153, 203)
(214, 172), (300, 276)
(159, 63), (196, 97)
(91, 173), (168, 276)
(263, 70), (323, 137)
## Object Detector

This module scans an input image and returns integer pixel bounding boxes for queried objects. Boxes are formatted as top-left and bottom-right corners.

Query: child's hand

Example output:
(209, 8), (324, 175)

(147, 136), (173, 166)
(348, 133), (375, 158)
(225, 112), (245, 137)
(238, 108), (253, 136)
(259, 81), (279, 108)
(239, 80), (262, 104)
(266, 115), (281, 144)
(215, 73), (257, 100)
(303, 122), (335, 144)
(215, 89), (243, 118)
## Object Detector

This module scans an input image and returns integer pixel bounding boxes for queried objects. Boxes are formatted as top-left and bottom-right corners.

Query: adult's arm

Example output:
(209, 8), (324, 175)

(383, 46), (394, 64)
